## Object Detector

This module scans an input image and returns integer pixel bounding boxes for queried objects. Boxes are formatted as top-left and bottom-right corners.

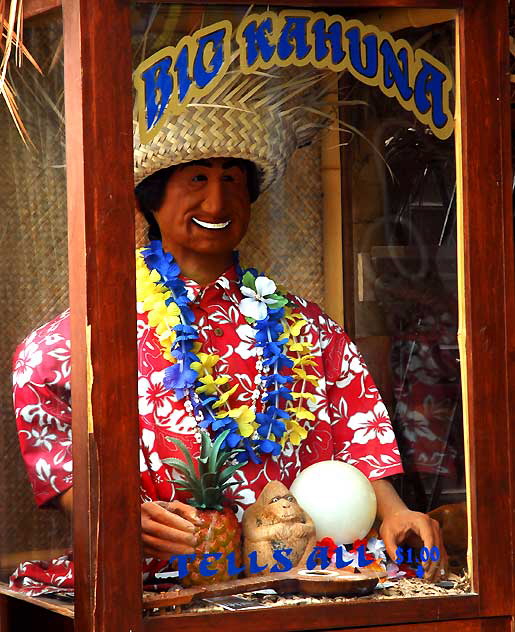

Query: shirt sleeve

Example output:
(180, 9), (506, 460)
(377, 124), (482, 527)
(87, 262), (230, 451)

(322, 317), (404, 481)
(12, 310), (73, 508)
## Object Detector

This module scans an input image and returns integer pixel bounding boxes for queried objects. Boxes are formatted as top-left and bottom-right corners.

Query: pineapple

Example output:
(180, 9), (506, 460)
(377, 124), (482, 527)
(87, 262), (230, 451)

(163, 429), (245, 586)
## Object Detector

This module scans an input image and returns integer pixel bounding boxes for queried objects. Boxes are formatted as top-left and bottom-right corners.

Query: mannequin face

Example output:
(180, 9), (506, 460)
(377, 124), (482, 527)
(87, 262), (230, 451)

(154, 157), (252, 268)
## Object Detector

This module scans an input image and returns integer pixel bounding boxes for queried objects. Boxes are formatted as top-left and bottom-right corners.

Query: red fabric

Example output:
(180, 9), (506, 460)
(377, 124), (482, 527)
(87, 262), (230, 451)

(11, 265), (402, 596)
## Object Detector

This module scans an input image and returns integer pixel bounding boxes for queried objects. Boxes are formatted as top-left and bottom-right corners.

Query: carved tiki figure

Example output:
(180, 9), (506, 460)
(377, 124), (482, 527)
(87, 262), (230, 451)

(242, 481), (317, 576)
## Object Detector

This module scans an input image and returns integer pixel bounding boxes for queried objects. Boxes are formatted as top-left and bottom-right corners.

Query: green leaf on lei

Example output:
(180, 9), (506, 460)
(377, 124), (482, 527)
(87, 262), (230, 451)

(241, 271), (257, 292)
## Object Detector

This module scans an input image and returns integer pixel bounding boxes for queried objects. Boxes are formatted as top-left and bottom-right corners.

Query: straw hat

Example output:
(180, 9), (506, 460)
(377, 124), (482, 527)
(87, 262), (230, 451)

(133, 65), (336, 191)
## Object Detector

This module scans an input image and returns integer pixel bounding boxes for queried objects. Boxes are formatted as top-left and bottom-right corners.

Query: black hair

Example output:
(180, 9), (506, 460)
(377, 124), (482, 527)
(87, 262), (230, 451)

(135, 159), (260, 241)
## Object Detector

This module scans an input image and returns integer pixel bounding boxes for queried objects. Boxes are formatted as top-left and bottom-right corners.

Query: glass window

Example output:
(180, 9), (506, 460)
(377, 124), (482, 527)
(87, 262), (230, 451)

(129, 5), (470, 617)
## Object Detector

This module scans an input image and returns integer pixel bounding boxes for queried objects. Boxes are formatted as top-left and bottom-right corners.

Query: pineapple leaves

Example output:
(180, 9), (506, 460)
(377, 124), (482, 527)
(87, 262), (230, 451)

(218, 462), (246, 485)
(209, 429), (231, 473)
(165, 436), (197, 473)
(164, 429), (246, 510)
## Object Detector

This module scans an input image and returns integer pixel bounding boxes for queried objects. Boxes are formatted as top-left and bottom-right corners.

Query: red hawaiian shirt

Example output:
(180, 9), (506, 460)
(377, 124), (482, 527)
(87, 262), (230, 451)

(10, 264), (402, 596)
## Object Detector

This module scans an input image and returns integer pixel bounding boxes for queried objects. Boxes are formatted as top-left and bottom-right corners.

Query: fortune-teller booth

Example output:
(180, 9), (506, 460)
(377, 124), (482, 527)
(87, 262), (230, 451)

(0, 1), (513, 631)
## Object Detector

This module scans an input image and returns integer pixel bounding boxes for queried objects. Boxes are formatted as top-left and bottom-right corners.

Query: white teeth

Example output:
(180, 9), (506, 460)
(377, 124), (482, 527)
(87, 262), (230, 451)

(192, 217), (231, 230)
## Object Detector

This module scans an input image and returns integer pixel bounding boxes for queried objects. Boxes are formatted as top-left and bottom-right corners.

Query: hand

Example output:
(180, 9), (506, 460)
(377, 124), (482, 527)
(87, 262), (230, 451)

(379, 508), (448, 582)
(141, 500), (201, 560)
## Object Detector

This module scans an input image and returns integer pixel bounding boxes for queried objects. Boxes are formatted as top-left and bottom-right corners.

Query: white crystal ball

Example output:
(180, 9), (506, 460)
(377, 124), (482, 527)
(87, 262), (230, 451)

(290, 460), (377, 544)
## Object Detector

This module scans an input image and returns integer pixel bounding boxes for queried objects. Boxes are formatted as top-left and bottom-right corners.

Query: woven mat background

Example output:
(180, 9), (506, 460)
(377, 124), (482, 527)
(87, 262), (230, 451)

(0, 21), (71, 557)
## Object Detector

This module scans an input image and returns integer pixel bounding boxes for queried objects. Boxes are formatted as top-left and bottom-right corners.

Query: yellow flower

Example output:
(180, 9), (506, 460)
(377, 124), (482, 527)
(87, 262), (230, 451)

(218, 406), (256, 438)
(190, 353), (220, 376)
(212, 384), (238, 409)
(287, 318), (308, 337)
(149, 268), (162, 284)
(288, 420), (308, 445)
(195, 374), (229, 395)
(280, 419), (308, 446)
(292, 354), (317, 367)
(292, 368), (319, 386)
(291, 392), (317, 403)
(287, 406), (315, 421)
(288, 341), (311, 353)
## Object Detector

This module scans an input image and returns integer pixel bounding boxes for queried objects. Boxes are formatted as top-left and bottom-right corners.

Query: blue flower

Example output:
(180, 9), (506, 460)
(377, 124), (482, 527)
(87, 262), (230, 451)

(237, 439), (261, 464)
(163, 363), (197, 397)
(262, 387), (293, 403)
(258, 439), (281, 455)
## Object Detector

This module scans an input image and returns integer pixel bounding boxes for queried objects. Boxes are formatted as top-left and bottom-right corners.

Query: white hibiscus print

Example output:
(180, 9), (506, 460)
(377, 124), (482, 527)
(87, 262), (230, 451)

(234, 324), (257, 359)
(31, 426), (57, 451)
(138, 370), (174, 419)
(336, 340), (367, 390)
(140, 428), (162, 471)
(13, 342), (43, 388)
(348, 401), (395, 445)
(43, 333), (63, 347)
(396, 402), (437, 443)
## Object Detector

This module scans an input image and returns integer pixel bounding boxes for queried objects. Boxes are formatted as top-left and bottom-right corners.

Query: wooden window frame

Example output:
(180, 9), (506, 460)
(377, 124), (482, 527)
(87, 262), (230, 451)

(2, 1), (512, 631)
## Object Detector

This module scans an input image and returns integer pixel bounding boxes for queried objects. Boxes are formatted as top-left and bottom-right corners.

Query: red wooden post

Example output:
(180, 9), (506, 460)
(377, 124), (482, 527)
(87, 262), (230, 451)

(457, 0), (514, 615)
(62, 0), (143, 630)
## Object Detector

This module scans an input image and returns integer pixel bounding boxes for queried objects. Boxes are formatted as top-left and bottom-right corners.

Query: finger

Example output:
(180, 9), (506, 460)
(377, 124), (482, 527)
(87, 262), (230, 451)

(168, 501), (203, 525)
(423, 521), (446, 582)
(381, 528), (399, 562)
(142, 533), (196, 557)
(144, 502), (198, 534)
(142, 516), (198, 547)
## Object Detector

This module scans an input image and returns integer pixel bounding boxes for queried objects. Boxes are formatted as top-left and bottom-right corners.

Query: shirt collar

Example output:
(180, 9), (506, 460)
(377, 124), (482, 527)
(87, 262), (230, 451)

(182, 264), (241, 305)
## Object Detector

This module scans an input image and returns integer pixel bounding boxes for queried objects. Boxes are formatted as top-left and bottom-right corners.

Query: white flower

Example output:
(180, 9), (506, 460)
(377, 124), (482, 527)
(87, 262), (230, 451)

(31, 427), (57, 451)
(239, 276), (277, 321)
(13, 342), (43, 388)
(138, 370), (174, 419)
(348, 401), (395, 445)
(234, 324), (257, 359)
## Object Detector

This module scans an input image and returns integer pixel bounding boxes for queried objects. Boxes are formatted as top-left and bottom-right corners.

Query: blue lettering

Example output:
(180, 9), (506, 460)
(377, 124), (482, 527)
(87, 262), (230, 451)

(277, 16), (311, 62)
(193, 27), (227, 90)
(241, 18), (275, 67)
(248, 551), (269, 574)
(346, 27), (378, 79)
(356, 545), (373, 567)
(270, 548), (293, 573)
(226, 552), (246, 577)
(199, 552), (222, 577)
(312, 18), (345, 65)
(169, 553), (196, 579)
(414, 58), (448, 129)
(380, 40), (413, 101)
(141, 57), (173, 131)
(174, 45), (192, 104)
(334, 546), (353, 569)
(306, 546), (331, 570)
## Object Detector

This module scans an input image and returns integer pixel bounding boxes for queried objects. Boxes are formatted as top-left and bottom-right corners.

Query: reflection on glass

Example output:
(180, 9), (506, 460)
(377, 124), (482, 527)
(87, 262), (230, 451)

(0, 14), (72, 603)
(343, 18), (467, 576)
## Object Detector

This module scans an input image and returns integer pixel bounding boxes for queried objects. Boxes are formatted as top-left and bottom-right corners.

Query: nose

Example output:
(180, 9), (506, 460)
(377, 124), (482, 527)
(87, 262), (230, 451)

(201, 179), (225, 216)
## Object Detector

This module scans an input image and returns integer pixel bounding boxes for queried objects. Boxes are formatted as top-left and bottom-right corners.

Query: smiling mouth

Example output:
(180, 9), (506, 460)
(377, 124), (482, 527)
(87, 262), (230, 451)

(192, 217), (232, 230)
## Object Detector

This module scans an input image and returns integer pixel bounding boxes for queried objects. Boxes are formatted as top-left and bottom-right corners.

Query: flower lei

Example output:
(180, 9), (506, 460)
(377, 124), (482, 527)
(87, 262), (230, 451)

(136, 240), (319, 463)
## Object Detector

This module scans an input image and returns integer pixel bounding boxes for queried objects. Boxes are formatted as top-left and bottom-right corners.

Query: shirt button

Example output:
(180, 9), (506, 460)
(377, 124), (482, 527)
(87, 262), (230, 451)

(213, 327), (224, 337)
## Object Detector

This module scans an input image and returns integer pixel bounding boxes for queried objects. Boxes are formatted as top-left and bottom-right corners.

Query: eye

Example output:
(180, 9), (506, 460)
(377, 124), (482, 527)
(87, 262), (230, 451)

(287, 496), (294, 502)
(271, 497), (279, 503)
(221, 174), (235, 182)
(191, 174), (208, 182)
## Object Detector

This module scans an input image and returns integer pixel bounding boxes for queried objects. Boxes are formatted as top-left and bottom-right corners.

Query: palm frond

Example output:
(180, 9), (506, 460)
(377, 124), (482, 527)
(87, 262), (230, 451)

(1, 1), (42, 145)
